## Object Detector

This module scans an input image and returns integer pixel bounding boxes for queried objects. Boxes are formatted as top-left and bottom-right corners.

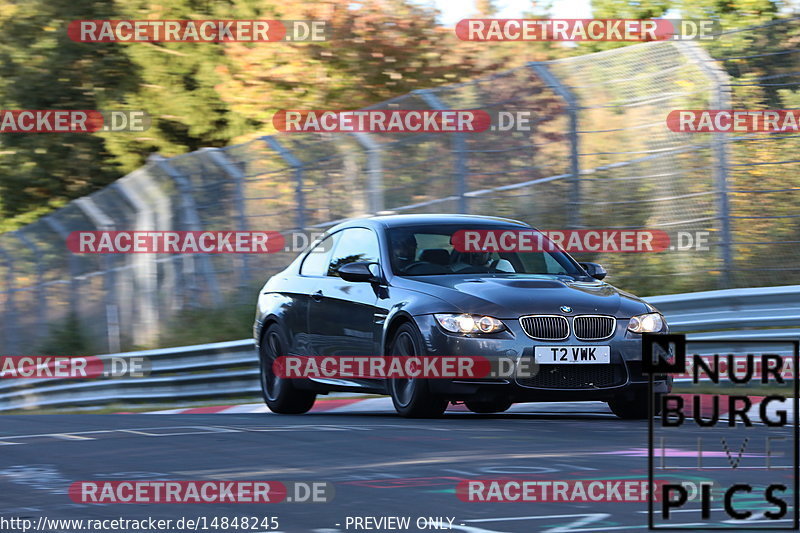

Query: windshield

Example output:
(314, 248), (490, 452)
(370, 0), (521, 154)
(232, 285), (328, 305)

(387, 225), (588, 279)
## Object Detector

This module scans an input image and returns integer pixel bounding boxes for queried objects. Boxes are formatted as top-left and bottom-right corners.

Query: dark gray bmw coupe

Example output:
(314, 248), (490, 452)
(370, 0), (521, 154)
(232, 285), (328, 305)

(253, 214), (671, 418)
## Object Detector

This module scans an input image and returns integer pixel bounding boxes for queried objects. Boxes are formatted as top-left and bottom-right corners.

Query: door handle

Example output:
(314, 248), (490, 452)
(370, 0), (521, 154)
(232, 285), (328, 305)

(311, 290), (324, 302)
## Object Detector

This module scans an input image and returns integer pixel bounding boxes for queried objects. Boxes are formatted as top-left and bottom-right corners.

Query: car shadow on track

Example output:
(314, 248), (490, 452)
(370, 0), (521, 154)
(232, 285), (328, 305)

(265, 411), (627, 421)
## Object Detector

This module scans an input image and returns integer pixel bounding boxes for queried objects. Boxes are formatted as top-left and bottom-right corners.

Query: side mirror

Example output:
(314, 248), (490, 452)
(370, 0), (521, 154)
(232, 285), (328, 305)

(338, 262), (381, 283)
(579, 262), (607, 280)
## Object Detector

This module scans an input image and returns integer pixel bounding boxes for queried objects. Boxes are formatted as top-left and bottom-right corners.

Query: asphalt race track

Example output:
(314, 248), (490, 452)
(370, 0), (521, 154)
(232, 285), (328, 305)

(0, 401), (795, 532)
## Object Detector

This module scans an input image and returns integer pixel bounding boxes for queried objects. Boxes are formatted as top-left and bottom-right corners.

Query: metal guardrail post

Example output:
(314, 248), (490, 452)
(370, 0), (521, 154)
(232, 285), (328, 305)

(201, 148), (249, 233)
(74, 196), (121, 353)
(263, 136), (306, 229)
(43, 215), (80, 324)
(0, 246), (18, 353)
(528, 62), (581, 229)
(201, 147), (252, 286)
(14, 230), (48, 340)
(677, 42), (734, 289)
(351, 132), (384, 214)
(134, 167), (182, 314)
(155, 157), (222, 306)
(416, 89), (469, 214)
(112, 180), (159, 347)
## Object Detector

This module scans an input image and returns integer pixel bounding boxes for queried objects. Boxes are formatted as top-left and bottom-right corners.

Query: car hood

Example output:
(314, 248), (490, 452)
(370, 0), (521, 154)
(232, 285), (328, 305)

(394, 275), (653, 319)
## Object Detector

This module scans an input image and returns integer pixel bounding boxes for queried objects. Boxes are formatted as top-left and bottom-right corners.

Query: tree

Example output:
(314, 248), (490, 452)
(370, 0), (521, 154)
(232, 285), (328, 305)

(216, 0), (490, 135)
(0, 0), (131, 217)
(102, 0), (253, 165)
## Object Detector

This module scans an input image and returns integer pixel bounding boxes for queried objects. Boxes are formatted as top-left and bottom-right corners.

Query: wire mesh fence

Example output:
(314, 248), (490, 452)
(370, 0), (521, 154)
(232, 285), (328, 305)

(1, 18), (799, 354)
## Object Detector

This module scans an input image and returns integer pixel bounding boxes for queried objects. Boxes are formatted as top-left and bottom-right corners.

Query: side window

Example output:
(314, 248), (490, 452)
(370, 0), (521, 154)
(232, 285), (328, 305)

(299, 233), (338, 277)
(326, 228), (381, 277)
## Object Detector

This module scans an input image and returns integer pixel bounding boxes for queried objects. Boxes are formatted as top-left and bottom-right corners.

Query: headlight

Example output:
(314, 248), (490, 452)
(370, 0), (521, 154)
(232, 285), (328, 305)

(434, 313), (505, 334)
(627, 312), (666, 333)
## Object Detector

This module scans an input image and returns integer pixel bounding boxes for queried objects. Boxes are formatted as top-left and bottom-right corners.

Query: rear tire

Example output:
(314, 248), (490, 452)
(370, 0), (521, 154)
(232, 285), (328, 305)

(608, 391), (661, 419)
(259, 324), (316, 414)
(465, 399), (513, 414)
(388, 323), (448, 418)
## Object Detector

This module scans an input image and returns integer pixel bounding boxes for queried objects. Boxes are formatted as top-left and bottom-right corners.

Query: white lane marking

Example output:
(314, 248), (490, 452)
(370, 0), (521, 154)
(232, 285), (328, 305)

(0, 465), (71, 495)
(178, 450), (591, 480)
(49, 433), (95, 440)
(117, 425), (241, 436)
(510, 401), (612, 414)
(464, 513), (657, 532)
(0, 425), (239, 444)
(95, 471), (168, 479)
(0, 429), (114, 439)
(0, 421), (488, 448)
(639, 506), (798, 525)
(224, 403), (270, 414)
(0, 429), (116, 444)
(451, 527), (510, 533)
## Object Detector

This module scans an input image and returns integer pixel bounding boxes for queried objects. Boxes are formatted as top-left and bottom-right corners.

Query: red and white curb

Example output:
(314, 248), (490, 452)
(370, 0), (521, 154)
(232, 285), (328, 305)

(132, 394), (789, 417)
(139, 398), (615, 415)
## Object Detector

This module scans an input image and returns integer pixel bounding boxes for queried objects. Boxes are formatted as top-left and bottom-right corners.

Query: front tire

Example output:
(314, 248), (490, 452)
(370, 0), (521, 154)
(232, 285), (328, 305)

(388, 323), (448, 418)
(259, 324), (316, 414)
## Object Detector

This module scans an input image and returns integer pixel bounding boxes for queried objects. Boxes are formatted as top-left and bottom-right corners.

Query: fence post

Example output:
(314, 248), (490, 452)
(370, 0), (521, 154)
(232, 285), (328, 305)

(14, 230), (47, 341)
(416, 89), (469, 214)
(74, 196), (120, 354)
(155, 157), (222, 306)
(112, 179), (159, 347)
(42, 216), (80, 326)
(677, 42), (733, 289)
(135, 167), (182, 313)
(0, 246), (18, 353)
(528, 62), (581, 229)
(263, 136), (306, 229)
(351, 132), (384, 214)
(201, 147), (251, 286)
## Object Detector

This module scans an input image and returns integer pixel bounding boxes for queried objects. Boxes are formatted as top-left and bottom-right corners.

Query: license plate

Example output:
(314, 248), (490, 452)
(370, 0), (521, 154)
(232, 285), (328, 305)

(534, 346), (610, 364)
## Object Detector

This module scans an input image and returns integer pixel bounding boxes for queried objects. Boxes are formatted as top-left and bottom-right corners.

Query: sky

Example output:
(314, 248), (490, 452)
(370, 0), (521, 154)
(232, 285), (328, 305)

(426, 0), (593, 26)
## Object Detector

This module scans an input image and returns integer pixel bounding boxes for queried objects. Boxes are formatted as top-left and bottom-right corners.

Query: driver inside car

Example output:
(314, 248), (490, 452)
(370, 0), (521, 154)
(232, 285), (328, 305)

(391, 232), (419, 272)
(392, 231), (515, 274)
(451, 251), (515, 273)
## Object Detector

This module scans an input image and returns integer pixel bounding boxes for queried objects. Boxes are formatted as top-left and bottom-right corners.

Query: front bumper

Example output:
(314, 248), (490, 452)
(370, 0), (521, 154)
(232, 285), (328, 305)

(414, 314), (671, 402)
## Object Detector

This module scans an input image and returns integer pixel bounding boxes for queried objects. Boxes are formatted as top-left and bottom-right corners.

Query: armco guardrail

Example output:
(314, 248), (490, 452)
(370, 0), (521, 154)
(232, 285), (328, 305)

(1, 285), (798, 412)
(0, 340), (260, 412)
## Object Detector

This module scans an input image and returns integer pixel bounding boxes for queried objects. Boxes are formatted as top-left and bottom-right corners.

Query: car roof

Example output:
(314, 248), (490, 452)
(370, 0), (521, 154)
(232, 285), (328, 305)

(326, 214), (529, 233)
